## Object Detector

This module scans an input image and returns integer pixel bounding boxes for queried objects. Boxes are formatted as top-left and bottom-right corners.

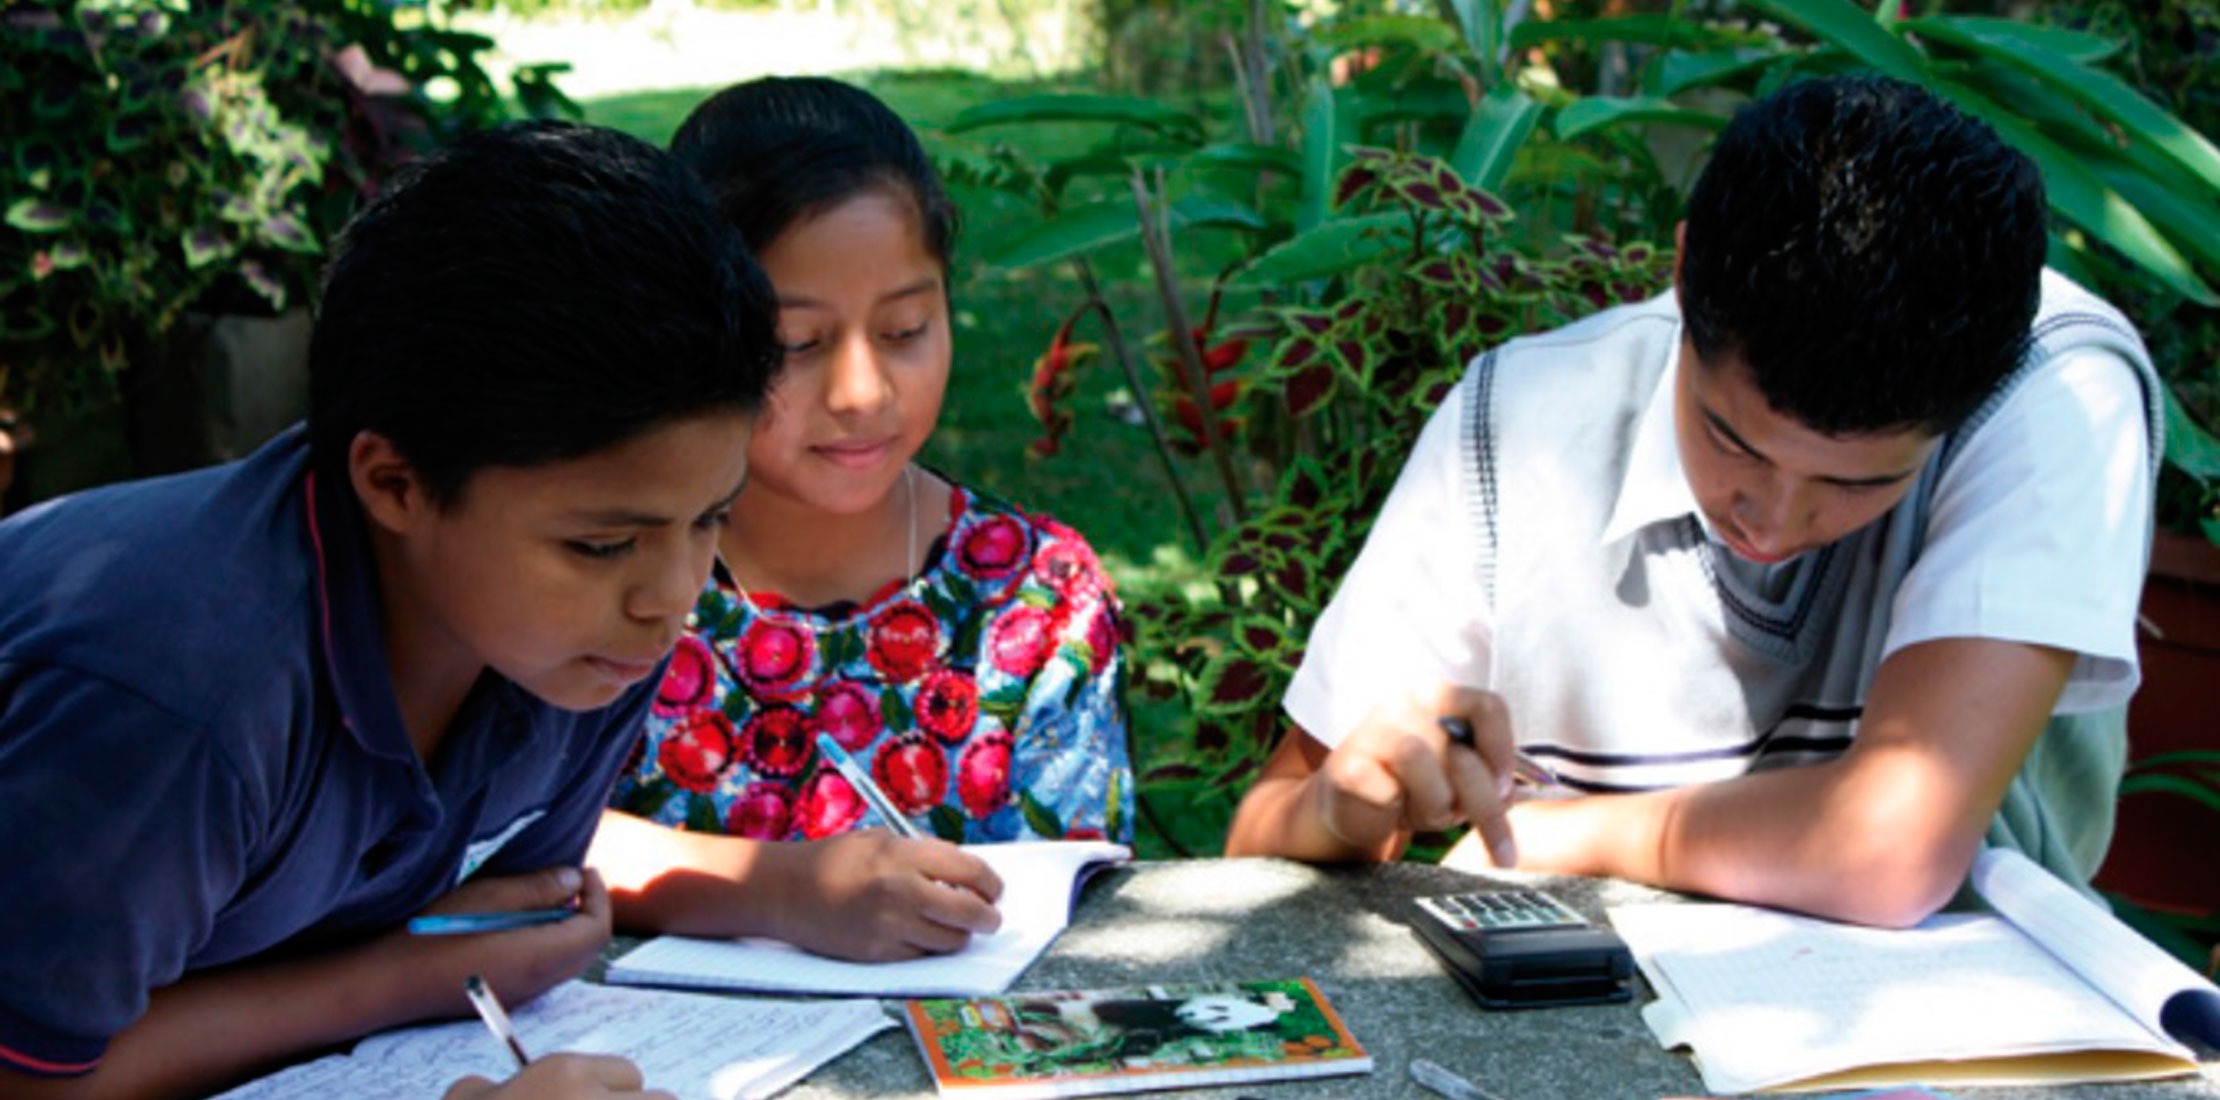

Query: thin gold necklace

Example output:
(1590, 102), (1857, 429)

(724, 464), (918, 613)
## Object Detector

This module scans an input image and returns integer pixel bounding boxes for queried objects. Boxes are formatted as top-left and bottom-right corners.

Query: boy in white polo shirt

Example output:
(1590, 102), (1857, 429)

(1224, 73), (2160, 928)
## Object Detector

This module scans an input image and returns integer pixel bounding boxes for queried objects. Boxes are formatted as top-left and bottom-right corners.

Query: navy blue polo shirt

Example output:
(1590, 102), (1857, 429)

(0, 425), (656, 1077)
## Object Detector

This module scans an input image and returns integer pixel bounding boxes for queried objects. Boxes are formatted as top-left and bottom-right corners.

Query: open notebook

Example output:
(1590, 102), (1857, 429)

(608, 840), (1131, 997)
(1610, 847), (2220, 1094)
(210, 980), (891, 1100)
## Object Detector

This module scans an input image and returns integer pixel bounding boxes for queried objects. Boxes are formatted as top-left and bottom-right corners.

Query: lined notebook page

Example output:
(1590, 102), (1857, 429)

(212, 981), (892, 1100)
(608, 840), (1131, 997)
(1608, 901), (2193, 1094)
(1972, 847), (2220, 1047)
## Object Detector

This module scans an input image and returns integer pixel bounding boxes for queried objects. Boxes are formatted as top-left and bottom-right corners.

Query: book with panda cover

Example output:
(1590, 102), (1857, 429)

(900, 977), (1373, 1098)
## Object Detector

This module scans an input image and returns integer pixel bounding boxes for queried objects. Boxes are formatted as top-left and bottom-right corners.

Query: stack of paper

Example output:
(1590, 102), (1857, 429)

(1609, 848), (2220, 1094)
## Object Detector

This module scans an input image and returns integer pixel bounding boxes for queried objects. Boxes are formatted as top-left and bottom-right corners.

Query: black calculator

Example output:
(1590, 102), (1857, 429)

(1409, 886), (1634, 1009)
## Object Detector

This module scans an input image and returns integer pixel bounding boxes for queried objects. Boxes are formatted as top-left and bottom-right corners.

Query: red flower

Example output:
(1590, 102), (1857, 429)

(988, 604), (1057, 677)
(873, 733), (948, 816)
(956, 730), (1013, 819)
(1027, 307), (1097, 458)
(795, 768), (865, 839)
(867, 599), (941, 684)
(957, 515), (1031, 581)
(1083, 602), (1119, 676)
(812, 682), (882, 752)
(914, 669), (980, 744)
(656, 710), (734, 794)
(654, 635), (717, 716)
(1067, 827), (1106, 841)
(736, 619), (814, 695)
(738, 704), (811, 778)
(1030, 535), (1104, 603)
(724, 781), (793, 840)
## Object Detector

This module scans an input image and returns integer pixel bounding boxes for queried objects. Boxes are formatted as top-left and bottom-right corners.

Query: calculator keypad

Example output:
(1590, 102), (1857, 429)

(1417, 889), (1587, 932)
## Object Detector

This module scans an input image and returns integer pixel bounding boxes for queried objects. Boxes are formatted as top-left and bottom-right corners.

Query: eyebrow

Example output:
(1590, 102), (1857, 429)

(777, 276), (941, 310)
(567, 475), (748, 528)
(1700, 406), (1921, 489)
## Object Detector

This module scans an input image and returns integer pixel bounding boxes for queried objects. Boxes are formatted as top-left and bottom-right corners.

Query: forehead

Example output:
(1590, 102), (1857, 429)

(1679, 346), (1935, 480)
(445, 411), (751, 516)
(762, 189), (935, 272)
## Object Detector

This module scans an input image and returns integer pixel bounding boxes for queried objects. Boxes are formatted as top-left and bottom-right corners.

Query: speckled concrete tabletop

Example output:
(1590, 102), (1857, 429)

(603, 858), (2220, 1100)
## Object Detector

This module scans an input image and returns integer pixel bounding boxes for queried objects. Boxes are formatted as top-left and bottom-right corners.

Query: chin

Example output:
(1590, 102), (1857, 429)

(522, 672), (636, 713)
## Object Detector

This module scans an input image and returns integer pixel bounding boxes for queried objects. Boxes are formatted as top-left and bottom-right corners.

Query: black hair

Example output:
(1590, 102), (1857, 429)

(1679, 73), (2046, 436)
(308, 119), (779, 505)
(668, 76), (958, 267)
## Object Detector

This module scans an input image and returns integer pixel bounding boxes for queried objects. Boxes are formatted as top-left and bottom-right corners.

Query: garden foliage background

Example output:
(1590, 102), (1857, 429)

(4, 0), (2216, 958)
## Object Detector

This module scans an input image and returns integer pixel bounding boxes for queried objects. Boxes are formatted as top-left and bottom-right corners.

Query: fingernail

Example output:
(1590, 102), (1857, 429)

(555, 866), (582, 893)
(1496, 772), (1515, 803)
(1491, 837), (1518, 868)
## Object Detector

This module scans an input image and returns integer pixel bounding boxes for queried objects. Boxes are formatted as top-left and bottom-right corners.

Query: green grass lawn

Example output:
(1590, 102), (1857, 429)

(583, 71), (1239, 856)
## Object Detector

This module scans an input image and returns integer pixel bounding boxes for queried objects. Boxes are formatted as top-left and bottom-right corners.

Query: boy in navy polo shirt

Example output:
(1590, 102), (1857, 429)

(0, 121), (777, 1098)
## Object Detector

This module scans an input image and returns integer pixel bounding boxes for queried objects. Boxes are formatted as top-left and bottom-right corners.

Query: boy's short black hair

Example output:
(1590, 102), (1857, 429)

(1680, 74), (2046, 436)
(308, 119), (778, 504)
(669, 76), (958, 268)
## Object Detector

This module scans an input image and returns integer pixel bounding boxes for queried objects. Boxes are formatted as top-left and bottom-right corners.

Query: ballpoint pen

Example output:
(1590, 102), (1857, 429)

(463, 974), (532, 1069)
(1410, 1057), (1512, 1100)
(815, 732), (924, 839)
(1437, 716), (1561, 790)
(408, 907), (575, 936)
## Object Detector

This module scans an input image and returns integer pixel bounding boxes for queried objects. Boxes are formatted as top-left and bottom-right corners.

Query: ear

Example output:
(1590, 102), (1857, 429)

(348, 430), (431, 536)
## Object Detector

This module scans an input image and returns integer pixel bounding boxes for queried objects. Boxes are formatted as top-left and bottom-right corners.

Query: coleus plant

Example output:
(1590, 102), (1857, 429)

(1122, 148), (1669, 837)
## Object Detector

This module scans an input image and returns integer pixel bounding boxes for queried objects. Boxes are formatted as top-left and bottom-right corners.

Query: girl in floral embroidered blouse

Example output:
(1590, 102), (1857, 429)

(588, 76), (1134, 963)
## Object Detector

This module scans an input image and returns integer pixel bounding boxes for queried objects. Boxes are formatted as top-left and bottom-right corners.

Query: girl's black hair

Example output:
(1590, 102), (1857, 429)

(669, 76), (958, 266)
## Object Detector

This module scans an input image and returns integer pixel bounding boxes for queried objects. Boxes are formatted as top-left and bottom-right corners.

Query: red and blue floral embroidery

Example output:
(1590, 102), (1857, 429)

(611, 485), (1133, 844)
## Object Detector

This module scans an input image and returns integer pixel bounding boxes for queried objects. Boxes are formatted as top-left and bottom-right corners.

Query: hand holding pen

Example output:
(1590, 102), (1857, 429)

(448, 977), (672, 1100)
(1437, 717), (1564, 796)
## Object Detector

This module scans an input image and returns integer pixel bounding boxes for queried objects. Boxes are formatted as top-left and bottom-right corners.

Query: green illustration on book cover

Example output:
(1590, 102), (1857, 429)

(911, 978), (1365, 1083)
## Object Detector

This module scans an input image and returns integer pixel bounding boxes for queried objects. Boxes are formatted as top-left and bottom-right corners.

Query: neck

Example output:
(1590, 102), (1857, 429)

(721, 466), (936, 609)
(365, 525), (483, 761)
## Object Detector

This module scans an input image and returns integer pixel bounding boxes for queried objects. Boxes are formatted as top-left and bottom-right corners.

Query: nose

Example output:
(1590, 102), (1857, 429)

(628, 540), (711, 629)
(824, 332), (893, 418)
(1732, 479), (1812, 558)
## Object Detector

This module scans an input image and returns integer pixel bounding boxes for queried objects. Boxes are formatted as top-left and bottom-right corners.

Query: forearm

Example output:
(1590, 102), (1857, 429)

(1223, 770), (1404, 864)
(1514, 753), (1980, 926)
(6, 938), (469, 1100)
(589, 808), (784, 939)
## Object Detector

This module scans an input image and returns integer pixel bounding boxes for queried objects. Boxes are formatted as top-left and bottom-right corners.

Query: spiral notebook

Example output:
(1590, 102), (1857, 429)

(607, 840), (1131, 997)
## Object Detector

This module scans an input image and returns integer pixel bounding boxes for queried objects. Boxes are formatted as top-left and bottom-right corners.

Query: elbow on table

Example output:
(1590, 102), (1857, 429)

(1807, 844), (1975, 930)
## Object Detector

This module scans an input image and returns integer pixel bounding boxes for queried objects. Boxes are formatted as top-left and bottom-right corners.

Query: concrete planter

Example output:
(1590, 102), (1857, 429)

(4, 308), (310, 513)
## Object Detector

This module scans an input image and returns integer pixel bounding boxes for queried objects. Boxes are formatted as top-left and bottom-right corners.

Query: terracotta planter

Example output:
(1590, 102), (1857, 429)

(2095, 530), (2220, 917)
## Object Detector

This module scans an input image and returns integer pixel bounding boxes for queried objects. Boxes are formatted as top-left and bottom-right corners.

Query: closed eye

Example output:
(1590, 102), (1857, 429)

(567, 538), (635, 560)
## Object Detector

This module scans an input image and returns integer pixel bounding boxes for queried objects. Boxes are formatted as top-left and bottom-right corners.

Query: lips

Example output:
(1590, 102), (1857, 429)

(812, 438), (895, 469)
(587, 654), (662, 684)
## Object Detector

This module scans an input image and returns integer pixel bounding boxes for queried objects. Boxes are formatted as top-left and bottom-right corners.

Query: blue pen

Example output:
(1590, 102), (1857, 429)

(815, 733), (924, 839)
(408, 907), (574, 936)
